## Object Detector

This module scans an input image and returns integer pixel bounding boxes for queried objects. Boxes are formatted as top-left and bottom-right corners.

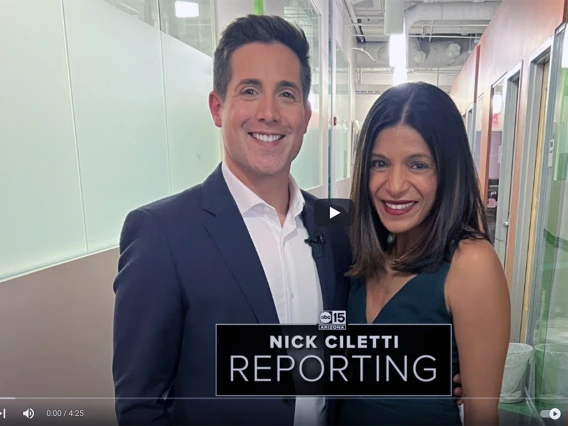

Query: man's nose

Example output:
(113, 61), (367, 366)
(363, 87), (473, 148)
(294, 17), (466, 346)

(255, 96), (280, 122)
(385, 166), (409, 197)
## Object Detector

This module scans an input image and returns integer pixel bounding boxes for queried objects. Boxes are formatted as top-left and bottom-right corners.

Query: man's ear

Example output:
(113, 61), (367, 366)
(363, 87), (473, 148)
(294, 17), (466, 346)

(303, 99), (313, 134)
(208, 91), (223, 128)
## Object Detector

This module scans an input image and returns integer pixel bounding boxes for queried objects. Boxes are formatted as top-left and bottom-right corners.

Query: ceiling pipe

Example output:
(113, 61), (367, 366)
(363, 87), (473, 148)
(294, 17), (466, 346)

(404, 1), (500, 30)
(400, 1), (499, 67)
(344, 0), (364, 42)
(384, 0), (405, 35)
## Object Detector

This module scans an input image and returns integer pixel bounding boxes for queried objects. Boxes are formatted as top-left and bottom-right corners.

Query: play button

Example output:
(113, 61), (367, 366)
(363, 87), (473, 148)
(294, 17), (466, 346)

(329, 207), (341, 219)
(550, 408), (561, 420)
(315, 199), (354, 227)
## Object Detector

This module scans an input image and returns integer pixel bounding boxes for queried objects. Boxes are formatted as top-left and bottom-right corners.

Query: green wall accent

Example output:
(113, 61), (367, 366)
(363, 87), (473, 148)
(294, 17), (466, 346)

(254, 0), (264, 15)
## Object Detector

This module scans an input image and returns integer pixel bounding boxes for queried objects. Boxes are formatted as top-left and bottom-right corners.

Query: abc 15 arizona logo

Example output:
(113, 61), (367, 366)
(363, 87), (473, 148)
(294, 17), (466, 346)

(318, 310), (347, 330)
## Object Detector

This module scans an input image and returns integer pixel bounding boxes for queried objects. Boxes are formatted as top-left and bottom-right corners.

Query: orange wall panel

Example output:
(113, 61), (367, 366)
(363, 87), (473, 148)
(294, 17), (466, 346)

(450, 0), (566, 286)
(477, 0), (565, 92)
(450, 45), (479, 114)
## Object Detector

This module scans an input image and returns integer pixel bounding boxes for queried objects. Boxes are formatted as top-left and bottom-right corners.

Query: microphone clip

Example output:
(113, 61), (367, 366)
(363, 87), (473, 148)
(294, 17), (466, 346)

(304, 235), (325, 245)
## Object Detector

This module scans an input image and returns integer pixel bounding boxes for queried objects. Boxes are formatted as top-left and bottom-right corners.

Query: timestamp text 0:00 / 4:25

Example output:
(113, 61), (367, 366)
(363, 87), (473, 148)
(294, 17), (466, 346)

(46, 410), (85, 417)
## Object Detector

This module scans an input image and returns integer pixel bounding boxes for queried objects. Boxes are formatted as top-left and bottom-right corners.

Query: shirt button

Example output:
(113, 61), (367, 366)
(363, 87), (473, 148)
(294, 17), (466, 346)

(290, 292), (295, 299)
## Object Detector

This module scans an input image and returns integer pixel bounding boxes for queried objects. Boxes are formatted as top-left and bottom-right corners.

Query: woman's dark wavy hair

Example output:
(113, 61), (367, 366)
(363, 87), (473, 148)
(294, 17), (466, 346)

(348, 82), (489, 279)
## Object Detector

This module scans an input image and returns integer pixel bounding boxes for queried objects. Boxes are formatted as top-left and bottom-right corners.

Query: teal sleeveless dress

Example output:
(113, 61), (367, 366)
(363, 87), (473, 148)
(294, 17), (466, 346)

(337, 261), (461, 426)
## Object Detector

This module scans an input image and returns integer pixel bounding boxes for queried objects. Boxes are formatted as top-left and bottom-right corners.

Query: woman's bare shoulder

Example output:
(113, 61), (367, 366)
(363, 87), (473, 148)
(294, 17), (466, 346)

(451, 238), (503, 278)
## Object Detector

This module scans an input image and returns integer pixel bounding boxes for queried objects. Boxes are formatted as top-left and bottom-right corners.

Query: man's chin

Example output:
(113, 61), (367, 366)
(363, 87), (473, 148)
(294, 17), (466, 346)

(248, 162), (291, 178)
(252, 167), (289, 177)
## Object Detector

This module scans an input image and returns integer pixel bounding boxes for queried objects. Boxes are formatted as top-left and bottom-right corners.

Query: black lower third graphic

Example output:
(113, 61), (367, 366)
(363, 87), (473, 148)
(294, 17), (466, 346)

(216, 324), (453, 397)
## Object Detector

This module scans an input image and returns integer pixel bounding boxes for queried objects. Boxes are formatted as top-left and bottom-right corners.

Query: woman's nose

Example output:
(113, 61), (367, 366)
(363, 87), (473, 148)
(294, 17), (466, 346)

(384, 167), (409, 197)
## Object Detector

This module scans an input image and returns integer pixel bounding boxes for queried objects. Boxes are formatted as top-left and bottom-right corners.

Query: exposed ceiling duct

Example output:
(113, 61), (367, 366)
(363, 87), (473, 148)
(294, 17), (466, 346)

(352, 1), (500, 69)
(355, 38), (473, 68)
(384, 0), (405, 34)
(405, 1), (500, 30)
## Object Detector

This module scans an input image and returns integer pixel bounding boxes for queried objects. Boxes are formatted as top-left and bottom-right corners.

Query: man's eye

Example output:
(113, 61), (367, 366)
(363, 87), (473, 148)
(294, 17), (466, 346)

(242, 88), (257, 95)
(282, 91), (296, 99)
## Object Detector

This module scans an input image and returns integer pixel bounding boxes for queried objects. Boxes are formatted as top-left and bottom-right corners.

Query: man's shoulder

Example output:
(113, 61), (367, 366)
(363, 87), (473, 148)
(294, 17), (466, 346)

(132, 182), (204, 224)
(301, 190), (318, 207)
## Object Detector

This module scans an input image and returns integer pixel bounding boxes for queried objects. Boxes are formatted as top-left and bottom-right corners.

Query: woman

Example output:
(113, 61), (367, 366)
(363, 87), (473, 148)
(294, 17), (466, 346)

(338, 82), (510, 425)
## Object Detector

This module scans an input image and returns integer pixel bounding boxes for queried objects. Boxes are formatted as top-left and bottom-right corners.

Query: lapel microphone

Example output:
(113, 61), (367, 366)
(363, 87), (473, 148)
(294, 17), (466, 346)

(304, 235), (325, 245)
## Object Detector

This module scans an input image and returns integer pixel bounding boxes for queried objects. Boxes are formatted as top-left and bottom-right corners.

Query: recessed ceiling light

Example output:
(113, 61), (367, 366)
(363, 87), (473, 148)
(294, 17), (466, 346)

(175, 1), (199, 18)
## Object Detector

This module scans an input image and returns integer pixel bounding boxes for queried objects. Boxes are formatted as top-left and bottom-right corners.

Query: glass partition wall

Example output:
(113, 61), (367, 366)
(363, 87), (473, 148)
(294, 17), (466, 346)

(334, 44), (351, 184)
(285, 0), (324, 192)
(0, 0), (219, 279)
(524, 28), (568, 423)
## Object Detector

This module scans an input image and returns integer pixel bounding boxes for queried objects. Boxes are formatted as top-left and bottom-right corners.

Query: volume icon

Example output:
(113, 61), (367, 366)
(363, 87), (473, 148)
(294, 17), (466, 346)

(23, 408), (34, 419)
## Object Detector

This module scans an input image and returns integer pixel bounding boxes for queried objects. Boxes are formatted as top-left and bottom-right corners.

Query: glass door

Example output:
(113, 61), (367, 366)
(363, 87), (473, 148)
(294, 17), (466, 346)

(491, 71), (521, 266)
(474, 95), (484, 172)
(332, 43), (352, 198)
(526, 28), (568, 422)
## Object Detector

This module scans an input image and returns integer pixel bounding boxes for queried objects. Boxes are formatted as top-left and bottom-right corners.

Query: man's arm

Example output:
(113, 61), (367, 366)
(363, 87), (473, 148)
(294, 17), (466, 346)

(113, 208), (184, 425)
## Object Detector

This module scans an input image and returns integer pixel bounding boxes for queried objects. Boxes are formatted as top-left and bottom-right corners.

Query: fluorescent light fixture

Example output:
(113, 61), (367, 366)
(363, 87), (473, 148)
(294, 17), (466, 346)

(389, 23), (407, 87)
(175, 1), (199, 18)
(389, 33), (407, 68)
(392, 66), (407, 86)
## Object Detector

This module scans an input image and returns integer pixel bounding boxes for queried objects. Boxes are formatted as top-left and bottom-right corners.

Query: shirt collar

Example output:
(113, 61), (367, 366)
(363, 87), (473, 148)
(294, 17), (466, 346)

(222, 161), (305, 218)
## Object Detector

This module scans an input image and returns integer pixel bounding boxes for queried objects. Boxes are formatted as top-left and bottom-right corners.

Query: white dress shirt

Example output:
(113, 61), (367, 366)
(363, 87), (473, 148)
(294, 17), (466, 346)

(222, 162), (326, 426)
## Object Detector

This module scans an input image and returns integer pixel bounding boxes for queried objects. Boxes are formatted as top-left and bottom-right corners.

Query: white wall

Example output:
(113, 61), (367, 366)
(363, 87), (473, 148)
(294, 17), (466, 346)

(0, 0), (87, 279)
(0, 0), (219, 281)
(215, 0), (254, 40)
(355, 93), (379, 124)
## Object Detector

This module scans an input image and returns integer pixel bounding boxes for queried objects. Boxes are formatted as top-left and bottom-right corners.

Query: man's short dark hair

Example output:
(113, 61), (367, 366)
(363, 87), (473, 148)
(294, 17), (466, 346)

(213, 15), (311, 103)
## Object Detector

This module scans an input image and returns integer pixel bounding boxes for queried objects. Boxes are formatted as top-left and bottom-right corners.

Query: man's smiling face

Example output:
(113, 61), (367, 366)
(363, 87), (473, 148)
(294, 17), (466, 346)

(209, 42), (311, 183)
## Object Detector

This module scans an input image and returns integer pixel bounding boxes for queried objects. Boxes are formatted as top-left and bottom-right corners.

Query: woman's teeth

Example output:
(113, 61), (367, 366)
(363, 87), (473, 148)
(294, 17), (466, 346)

(385, 202), (415, 210)
(251, 133), (283, 142)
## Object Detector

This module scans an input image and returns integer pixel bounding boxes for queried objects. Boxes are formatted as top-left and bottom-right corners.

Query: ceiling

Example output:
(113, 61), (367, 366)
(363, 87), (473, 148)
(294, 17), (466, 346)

(345, 0), (502, 93)
(348, 0), (500, 42)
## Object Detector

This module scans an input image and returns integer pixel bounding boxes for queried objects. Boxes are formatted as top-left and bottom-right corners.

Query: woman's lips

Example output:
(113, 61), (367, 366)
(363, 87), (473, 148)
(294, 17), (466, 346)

(382, 201), (417, 216)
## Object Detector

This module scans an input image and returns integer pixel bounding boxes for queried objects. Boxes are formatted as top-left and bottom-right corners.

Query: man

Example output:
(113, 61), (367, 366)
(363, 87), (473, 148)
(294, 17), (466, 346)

(112, 14), (462, 426)
(113, 15), (350, 426)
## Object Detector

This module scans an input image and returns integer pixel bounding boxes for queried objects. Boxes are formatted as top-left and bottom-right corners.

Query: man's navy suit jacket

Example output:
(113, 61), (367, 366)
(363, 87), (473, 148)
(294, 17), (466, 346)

(112, 164), (352, 425)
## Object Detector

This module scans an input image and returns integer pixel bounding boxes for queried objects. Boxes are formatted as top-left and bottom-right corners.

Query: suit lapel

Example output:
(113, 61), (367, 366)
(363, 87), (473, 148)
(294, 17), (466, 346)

(301, 200), (337, 311)
(202, 165), (280, 324)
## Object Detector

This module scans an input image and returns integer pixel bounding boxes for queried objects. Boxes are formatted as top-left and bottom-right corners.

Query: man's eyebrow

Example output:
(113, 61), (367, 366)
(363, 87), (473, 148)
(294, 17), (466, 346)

(279, 80), (301, 92)
(237, 78), (262, 87)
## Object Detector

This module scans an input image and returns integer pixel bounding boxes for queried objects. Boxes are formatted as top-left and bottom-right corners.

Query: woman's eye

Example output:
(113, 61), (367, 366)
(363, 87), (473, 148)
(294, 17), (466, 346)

(411, 162), (429, 170)
(370, 160), (387, 169)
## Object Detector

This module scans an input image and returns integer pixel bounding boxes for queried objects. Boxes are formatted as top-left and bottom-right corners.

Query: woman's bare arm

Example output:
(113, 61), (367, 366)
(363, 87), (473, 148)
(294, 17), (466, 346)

(446, 239), (511, 426)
